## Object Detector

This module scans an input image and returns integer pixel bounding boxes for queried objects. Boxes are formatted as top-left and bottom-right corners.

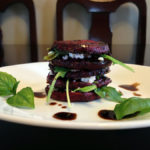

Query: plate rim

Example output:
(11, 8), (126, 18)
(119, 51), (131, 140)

(1, 62), (150, 130)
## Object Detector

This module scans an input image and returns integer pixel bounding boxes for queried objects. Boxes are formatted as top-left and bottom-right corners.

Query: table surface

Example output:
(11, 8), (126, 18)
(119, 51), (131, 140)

(0, 119), (150, 149)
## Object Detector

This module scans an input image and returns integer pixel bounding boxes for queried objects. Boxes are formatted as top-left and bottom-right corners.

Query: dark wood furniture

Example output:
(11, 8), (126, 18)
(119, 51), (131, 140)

(0, 0), (38, 66)
(56, 0), (147, 65)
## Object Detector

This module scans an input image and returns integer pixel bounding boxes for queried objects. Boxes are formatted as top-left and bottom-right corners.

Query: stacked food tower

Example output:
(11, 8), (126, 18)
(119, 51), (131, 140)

(45, 40), (112, 102)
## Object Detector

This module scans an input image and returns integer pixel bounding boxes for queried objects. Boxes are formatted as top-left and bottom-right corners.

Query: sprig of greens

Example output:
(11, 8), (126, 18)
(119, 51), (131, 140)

(102, 54), (134, 72)
(66, 80), (72, 108)
(46, 67), (69, 103)
(0, 72), (34, 109)
(54, 66), (70, 73)
(46, 72), (62, 103)
(73, 85), (97, 92)
(44, 50), (59, 61)
(44, 48), (67, 61)
(74, 85), (125, 103)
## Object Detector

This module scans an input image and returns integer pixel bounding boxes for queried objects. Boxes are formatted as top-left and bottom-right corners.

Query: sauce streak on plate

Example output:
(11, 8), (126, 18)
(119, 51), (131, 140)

(98, 110), (116, 120)
(119, 82), (140, 91)
(53, 112), (77, 120)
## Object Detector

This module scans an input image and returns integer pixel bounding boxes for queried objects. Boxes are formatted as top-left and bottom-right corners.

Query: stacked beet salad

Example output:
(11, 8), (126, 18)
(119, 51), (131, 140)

(45, 40), (112, 102)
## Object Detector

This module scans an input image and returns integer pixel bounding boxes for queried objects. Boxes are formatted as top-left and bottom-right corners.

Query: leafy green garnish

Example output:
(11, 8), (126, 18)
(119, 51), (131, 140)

(114, 97), (150, 120)
(0, 72), (19, 96)
(44, 51), (59, 61)
(7, 87), (35, 109)
(0, 72), (34, 109)
(66, 80), (72, 108)
(54, 66), (70, 73)
(94, 86), (125, 103)
(46, 69), (69, 103)
(73, 85), (125, 103)
(102, 54), (134, 72)
(47, 72), (62, 103)
(44, 48), (68, 61)
(73, 85), (97, 92)
(94, 86), (150, 120)
(12, 81), (20, 95)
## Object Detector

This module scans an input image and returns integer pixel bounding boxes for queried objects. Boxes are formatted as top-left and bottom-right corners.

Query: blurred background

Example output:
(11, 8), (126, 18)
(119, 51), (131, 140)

(0, 0), (149, 66)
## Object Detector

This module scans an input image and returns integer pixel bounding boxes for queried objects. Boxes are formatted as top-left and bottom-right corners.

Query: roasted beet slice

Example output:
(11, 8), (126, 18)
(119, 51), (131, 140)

(45, 87), (100, 102)
(49, 65), (110, 79)
(66, 68), (109, 79)
(52, 40), (110, 55)
(51, 59), (112, 70)
(47, 75), (111, 90)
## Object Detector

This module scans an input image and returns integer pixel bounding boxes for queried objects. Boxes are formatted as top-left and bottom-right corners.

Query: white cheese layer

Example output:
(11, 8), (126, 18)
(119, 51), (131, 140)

(81, 76), (96, 83)
(98, 57), (104, 61)
(62, 55), (68, 60)
(69, 53), (84, 59)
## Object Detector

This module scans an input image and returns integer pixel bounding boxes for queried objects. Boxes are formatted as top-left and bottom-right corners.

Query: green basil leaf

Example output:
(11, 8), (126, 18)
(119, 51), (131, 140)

(114, 97), (150, 120)
(102, 54), (134, 72)
(73, 85), (97, 92)
(95, 86), (125, 103)
(7, 87), (34, 109)
(0, 72), (18, 96)
(12, 81), (20, 95)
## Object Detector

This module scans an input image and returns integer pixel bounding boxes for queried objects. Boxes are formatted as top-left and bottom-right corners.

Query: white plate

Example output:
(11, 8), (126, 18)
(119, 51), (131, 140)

(0, 62), (150, 130)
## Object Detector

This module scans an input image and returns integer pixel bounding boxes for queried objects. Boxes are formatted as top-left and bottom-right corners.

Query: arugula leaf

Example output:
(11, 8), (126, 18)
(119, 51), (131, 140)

(73, 85), (97, 92)
(47, 72), (61, 103)
(114, 97), (150, 120)
(54, 66), (70, 73)
(44, 48), (68, 61)
(102, 54), (134, 72)
(44, 51), (59, 61)
(0, 72), (19, 96)
(46, 69), (69, 103)
(53, 48), (68, 55)
(7, 87), (34, 109)
(66, 80), (72, 108)
(94, 86), (125, 103)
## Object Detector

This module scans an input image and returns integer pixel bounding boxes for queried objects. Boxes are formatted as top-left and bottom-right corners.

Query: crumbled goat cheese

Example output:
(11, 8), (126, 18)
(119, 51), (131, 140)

(62, 53), (93, 60)
(49, 71), (53, 75)
(98, 57), (104, 61)
(81, 76), (96, 83)
(48, 51), (54, 55)
(69, 53), (84, 59)
(62, 55), (68, 60)
(62, 53), (92, 59)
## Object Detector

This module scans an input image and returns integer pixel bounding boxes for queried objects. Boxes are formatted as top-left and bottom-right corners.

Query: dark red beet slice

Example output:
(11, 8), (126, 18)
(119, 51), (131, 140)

(49, 65), (110, 79)
(47, 75), (111, 89)
(52, 40), (110, 55)
(45, 88), (100, 102)
(51, 59), (112, 71)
